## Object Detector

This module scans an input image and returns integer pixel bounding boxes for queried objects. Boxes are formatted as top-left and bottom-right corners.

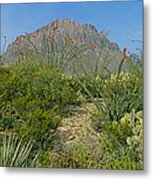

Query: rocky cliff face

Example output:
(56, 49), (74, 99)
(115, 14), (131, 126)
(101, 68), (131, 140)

(2, 19), (123, 72)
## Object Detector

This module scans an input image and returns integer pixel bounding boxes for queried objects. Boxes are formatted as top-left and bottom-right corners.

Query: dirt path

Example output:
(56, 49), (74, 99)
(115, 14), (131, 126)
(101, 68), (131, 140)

(49, 102), (101, 168)
(57, 102), (99, 143)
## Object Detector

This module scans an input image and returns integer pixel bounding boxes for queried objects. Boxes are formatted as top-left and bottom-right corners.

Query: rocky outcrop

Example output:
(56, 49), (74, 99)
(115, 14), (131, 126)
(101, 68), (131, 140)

(2, 18), (123, 72)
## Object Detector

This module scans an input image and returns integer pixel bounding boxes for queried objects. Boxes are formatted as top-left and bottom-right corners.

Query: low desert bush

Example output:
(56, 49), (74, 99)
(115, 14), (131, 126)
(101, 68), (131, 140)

(0, 63), (78, 150)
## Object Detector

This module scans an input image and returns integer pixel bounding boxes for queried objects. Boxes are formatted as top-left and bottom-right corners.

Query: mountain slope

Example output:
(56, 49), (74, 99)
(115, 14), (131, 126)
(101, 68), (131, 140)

(2, 19), (125, 74)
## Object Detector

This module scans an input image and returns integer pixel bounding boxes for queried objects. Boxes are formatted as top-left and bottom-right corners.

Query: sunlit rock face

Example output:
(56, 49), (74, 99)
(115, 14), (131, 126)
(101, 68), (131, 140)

(3, 18), (123, 72)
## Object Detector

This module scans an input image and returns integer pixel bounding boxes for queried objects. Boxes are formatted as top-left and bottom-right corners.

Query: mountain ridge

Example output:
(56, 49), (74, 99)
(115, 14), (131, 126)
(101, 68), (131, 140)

(2, 18), (123, 72)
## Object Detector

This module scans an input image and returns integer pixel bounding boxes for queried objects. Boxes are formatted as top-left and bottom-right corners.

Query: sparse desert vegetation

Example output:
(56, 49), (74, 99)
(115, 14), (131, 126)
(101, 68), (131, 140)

(0, 19), (143, 169)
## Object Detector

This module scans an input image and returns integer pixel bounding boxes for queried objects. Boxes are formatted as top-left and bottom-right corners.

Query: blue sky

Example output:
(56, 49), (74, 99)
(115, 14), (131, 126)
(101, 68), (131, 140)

(1, 1), (143, 54)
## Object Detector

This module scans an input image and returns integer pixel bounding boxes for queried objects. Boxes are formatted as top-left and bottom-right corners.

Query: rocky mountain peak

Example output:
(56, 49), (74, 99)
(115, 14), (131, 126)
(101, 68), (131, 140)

(2, 18), (122, 66)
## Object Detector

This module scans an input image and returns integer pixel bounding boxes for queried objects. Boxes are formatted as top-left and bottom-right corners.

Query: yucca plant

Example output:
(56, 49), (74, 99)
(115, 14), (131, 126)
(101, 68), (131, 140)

(0, 131), (37, 167)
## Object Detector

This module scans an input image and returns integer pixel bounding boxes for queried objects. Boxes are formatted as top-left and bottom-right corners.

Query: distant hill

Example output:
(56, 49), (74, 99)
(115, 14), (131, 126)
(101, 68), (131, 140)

(2, 19), (127, 74)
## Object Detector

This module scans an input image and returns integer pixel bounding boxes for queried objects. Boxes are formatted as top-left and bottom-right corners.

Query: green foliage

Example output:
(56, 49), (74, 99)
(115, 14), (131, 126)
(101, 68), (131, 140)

(0, 131), (37, 167)
(34, 150), (52, 168)
(49, 140), (100, 169)
(0, 63), (78, 150)
(95, 110), (143, 170)
(0, 41), (143, 169)
(38, 110), (143, 170)
(78, 58), (143, 125)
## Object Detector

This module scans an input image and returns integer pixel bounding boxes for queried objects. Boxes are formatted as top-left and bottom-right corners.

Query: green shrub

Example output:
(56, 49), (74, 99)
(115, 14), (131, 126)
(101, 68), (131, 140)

(41, 110), (143, 169)
(49, 138), (101, 169)
(0, 48), (143, 169)
(93, 110), (143, 170)
(78, 58), (143, 123)
(0, 63), (78, 150)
